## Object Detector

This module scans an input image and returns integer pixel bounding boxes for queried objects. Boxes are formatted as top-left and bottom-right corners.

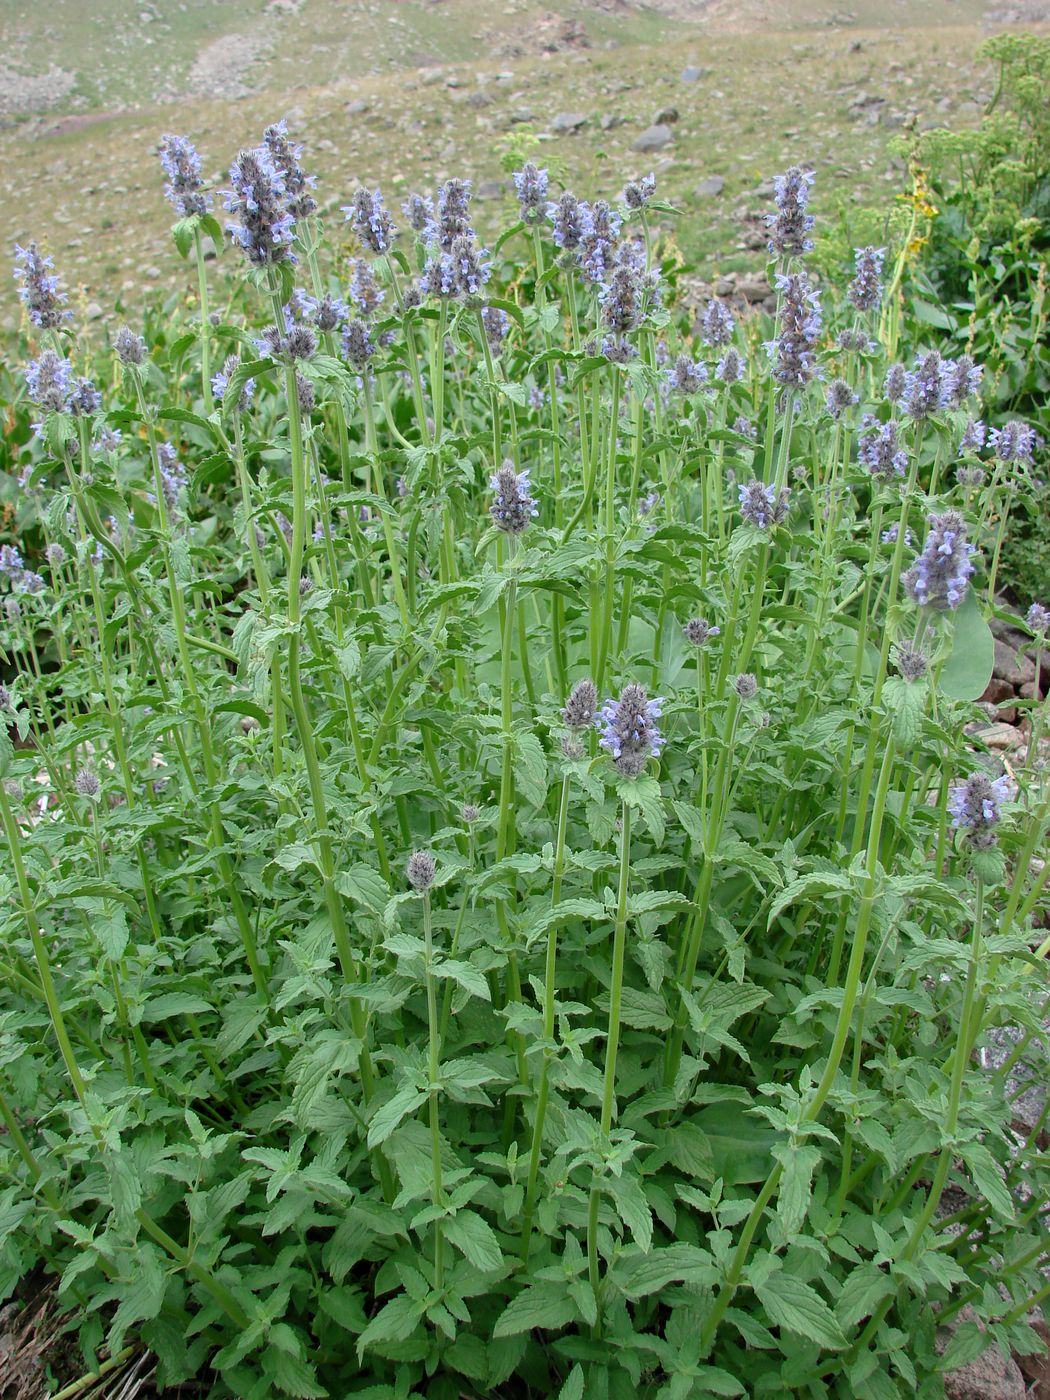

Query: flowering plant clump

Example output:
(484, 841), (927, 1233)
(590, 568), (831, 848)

(1, 127), (1048, 1400)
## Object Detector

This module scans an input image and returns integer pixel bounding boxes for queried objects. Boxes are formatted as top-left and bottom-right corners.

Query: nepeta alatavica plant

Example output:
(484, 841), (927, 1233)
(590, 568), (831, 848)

(1, 126), (1048, 1400)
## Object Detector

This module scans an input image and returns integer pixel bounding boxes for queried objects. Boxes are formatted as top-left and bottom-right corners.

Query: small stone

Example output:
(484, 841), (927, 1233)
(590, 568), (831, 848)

(654, 106), (679, 124)
(144, 265), (161, 279)
(632, 123), (673, 153)
(85, 302), (104, 321)
(980, 677), (1015, 708)
(600, 113), (624, 130)
(680, 65), (709, 82)
(695, 175), (725, 198)
(345, 99), (371, 116)
(551, 112), (588, 132)
(753, 177), (775, 197)
(475, 178), (505, 200)
(980, 722), (1022, 751)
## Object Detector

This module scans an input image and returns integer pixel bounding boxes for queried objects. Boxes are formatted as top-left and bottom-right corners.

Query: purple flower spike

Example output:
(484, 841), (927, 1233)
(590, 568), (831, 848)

(596, 682), (666, 779)
(903, 509), (977, 611)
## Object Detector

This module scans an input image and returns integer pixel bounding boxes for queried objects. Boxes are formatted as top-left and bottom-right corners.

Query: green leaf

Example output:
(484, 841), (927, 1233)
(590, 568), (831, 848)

(141, 992), (213, 1021)
(513, 730), (548, 809)
(96, 906), (129, 961)
(612, 1243), (714, 1298)
(558, 1364), (585, 1400)
(767, 871), (853, 929)
(694, 1102), (780, 1185)
(936, 1320), (993, 1373)
(356, 1292), (425, 1358)
(835, 1263), (895, 1329)
(958, 1142), (1014, 1221)
(171, 218), (195, 259)
(444, 1210), (503, 1272)
(492, 1283), (578, 1337)
(662, 1122), (715, 1182)
(267, 1348), (329, 1398)
(606, 1173), (652, 1253)
(433, 959), (491, 1002)
(939, 588), (995, 701)
(754, 1271), (847, 1350)
(367, 1087), (427, 1147)
(619, 774), (665, 847)
(335, 864), (390, 913)
(772, 1142), (821, 1236)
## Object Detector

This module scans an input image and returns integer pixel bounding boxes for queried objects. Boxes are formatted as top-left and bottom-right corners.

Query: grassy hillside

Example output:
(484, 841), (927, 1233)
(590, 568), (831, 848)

(0, 0), (1037, 320)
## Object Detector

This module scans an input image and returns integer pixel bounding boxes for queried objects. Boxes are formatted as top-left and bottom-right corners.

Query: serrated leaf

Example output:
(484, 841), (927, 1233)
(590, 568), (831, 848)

(772, 1142), (821, 1236)
(335, 864), (389, 913)
(141, 992), (213, 1021)
(754, 1271), (846, 1350)
(492, 1284), (577, 1337)
(958, 1142), (1014, 1221)
(432, 959), (491, 1002)
(613, 1243), (714, 1298)
(96, 906), (129, 961)
(835, 1263), (894, 1329)
(367, 1087), (427, 1148)
(606, 1173), (653, 1253)
(557, 1365), (585, 1400)
(444, 1210), (503, 1272)
(356, 1292), (425, 1358)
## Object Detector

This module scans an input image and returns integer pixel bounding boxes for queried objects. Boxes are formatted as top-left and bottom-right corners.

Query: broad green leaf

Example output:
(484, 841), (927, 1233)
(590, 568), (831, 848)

(754, 1271), (846, 1350)
(558, 1365), (585, 1400)
(356, 1292), (425, 1358)
(336, 864), (390, 913)
(772, 1142), (821, 1236)
(939, 588), (995, 701)
(694, 1102), (780, 1185)
(366, 1086), (427, 1147)
(612, 1243), (714, 1299)
(444, 1210), (503, 1272)
(492, 1284), (578, 1337)
(141, 992), (213, 1021)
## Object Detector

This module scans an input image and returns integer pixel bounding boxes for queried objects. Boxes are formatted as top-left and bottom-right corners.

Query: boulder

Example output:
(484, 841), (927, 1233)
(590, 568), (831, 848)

(736, 274), (770, 303)
(654, 106), (679, 124)
(551, 112), (588, 133)
(992, 638), (1036, 689)
(632, 123), (673, 153)
(937, 1306), (1026, 1400)
(695, 175), (725, 198)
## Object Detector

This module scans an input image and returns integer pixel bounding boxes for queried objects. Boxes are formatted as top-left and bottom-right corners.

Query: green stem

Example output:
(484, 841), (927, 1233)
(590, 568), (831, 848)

(521, 772), (572, 1261)
(587, 798), (632, 1326)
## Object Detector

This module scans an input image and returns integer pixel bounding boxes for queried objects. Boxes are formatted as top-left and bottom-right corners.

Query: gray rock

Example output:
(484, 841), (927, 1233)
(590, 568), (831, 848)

(993, 638), (1035, 688)
(936, 1306), (1026, 1400)
(600, 113), (624, 131)
(144, 265), (161, 279)
(680, 65), (709, 82)
(345, 99), (371, 116)
(85, 302), (104, 321)
(753, 178), (775, 197)
(632, 123), (673, 153)
(552, 111), (588, 133)
(475, 179), (505, 200)
(654, 106), (679, 125)
(695, 175), (725, 198)
(737, 275), (770, 303)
